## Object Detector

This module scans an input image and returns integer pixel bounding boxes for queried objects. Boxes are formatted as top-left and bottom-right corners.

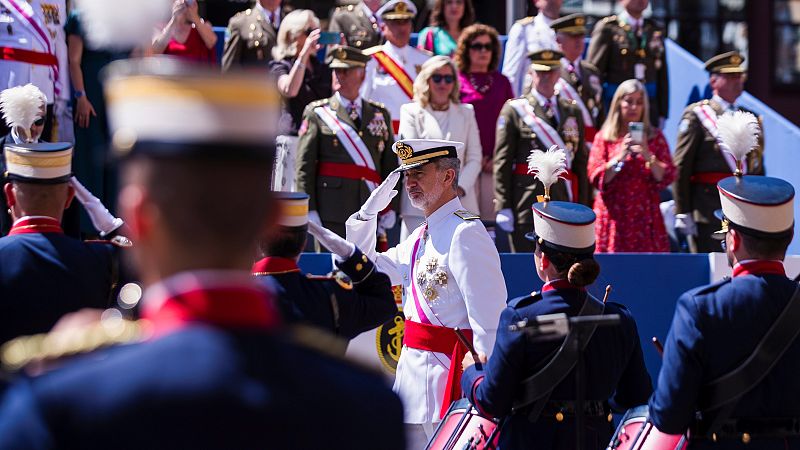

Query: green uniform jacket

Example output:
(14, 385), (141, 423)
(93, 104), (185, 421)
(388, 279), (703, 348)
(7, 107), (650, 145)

(672, 99), (765, 226)
(587, 15), (669, 125)
(295, 96), (398, 234)
(328, 2), (383, 50)
(493, 95), (588, 227)
(560, 60), (606, 131)
(221, 6), (288, 72)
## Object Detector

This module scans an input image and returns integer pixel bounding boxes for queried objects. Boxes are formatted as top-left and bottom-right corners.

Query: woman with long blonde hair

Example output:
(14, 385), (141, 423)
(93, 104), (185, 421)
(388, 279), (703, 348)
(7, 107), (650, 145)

(587, 79), (676, 252)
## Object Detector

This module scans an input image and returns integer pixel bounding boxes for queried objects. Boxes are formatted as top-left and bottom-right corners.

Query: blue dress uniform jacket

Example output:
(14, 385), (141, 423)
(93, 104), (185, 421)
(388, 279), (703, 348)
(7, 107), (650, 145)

(649, 266), (800, 449)
(0, 275), (405, 450)
(253, 248), (397, 340)
(462, 286), (653, 450)
(0, 229), (114, 345)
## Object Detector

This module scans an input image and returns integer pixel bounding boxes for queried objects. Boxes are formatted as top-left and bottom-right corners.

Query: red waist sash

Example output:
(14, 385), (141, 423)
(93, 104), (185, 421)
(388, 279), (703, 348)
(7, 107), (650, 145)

(317, 161), (382, 184)
(514, 163), (580, 202)
(1, 46), (57, 66)
(690, 171), (731, 185)
(404, 320), (474, 419)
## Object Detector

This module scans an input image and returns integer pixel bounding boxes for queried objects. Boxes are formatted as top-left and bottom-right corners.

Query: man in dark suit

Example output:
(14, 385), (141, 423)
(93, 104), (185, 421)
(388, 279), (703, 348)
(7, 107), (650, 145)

(0, 141), (121, 345)
(649, 172), (800, 448)
(221, 0), (290, 71)
(328, 0), (383, 50)
(253, 191), (397, 343)
(672, 51), (764, 253)
(587, 0), (668, 127)
(494, 49), (587, 252)
(0, 59), (405, 449)
(295, 45), (397, 238)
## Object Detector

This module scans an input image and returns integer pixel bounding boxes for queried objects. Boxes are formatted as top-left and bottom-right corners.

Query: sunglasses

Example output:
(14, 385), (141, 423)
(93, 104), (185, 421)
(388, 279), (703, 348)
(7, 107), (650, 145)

(33, 117), (45, 127)
(469, 43), (492, 52)
(431, 74), (455, 84)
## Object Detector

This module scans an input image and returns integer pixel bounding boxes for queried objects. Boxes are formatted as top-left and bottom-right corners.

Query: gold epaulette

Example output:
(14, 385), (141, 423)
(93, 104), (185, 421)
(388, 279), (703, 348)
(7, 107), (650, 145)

(367, 99), (386, 109)
(600, 15), (617, 25)
(1, 315), (149, 372)
(516, 16), (535, 25)
(454, 210), (480, 221)
(362, 45), (383, 56)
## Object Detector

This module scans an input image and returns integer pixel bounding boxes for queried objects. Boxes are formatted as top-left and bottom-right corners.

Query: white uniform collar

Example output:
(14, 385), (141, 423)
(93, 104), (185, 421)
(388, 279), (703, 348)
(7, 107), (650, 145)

(532, 89), (557, 109)
(620, 10), (643, 29)
(534, 12), (556, 27)
(384, 41), (409, 60)
(712, 94), (737, 112)
(425, 196), (463, 228)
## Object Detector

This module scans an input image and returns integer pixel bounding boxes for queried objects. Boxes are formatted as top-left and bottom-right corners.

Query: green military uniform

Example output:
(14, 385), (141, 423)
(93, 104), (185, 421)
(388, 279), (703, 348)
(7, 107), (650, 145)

(587, 13), (668, 127)
(672, 52), (764, 253)
(494, 51), (586, 252)
(328, 2), (383, 50)
(221, 5), (290, 72)
(294, 46), (398, 238)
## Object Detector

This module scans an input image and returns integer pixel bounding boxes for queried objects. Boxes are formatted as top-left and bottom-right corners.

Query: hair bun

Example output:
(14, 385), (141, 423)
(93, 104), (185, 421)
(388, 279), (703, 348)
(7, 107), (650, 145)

(567, 258), (600, 287)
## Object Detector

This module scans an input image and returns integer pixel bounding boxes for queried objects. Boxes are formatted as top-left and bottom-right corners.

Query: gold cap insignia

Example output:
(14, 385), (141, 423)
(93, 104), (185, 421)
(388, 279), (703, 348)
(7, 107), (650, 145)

(730, 54), (742, 65)
(575, 17), (585, 25)
(396, 2), (407, 13)
(335, 48), (347, 60)
(542, 50), (554, 60)
(396, 142), (413, 160)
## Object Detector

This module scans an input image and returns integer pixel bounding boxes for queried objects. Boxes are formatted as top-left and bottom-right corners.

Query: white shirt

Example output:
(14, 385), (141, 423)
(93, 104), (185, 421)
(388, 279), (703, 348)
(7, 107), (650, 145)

(255, 2), (281, 28)
(712, 94), (737, 112)
(532, 89), (560, 123)
(501, 12), (558, 96)
(346, 196), (506, 424)
(335, 91), (362, 119)
(360, 42), (430, 130)
(619, 10), (644, 31)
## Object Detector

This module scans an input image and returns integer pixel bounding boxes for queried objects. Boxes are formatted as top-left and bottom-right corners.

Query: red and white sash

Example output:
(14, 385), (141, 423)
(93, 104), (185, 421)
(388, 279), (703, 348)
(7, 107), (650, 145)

(509, 98), (574, 201)
(2, 0), (60, 96)
(314, 104), (378, 191)
(692, 103), (742, 174)
(556, 78), (593, 127)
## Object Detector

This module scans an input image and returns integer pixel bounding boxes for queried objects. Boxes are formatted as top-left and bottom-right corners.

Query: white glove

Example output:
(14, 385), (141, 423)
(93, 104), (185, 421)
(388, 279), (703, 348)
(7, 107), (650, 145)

(308, 210), (322, 227)
(358, 171), (400, 220)
(674, 213), (697, 236)
(307, 220), (355, 260)
(495, 208), (514, 233)
(378, 209), (397, 230)
(69, 177), (123, 236)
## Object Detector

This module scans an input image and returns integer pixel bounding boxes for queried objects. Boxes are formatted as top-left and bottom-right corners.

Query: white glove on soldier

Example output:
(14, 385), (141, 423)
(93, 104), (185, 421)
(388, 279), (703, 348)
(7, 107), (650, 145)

(69, 177), (123, 236)
(674, 213), (697, 236)
(307, 220), (355, 260)
(495, 208), (514, 233)
(358, 171), (400, 220)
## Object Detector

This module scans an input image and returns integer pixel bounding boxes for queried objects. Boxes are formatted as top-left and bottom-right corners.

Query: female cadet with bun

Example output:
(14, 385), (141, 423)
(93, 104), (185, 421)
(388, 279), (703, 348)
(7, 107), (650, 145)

(461, 146), (653, 449)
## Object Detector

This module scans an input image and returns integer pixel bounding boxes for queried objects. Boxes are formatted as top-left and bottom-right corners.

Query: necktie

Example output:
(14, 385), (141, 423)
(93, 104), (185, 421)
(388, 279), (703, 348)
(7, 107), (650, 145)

(543, 100), (556, 124)
(269, 11), (276, 28)
(347, 102), (361, 128)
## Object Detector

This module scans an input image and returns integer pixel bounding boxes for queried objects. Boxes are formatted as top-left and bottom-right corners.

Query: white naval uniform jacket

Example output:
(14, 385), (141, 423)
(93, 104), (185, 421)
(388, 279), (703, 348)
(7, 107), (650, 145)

(0, 0), (55, 102)
(345, 196), (506, 423)
(360, 42), (430, 131)
(501, 13), (557, 97)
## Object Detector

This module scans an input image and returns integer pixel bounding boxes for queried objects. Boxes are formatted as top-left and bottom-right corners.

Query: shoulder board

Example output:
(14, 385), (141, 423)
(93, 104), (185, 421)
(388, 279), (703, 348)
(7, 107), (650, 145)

(599, 15), (617, 25)
(581, 61), (600, 74)
(306, 274), (335, 281)
(307, 272), (354, 290)
(694, 277), (731, 295)
(367, 99), (386, 109)
(454, 210), (480, 221)
(516, 16), (535, 25)
(414, 47), (433, 57)
(363, 46), (383, 56)
(508, 292), (541, 308)
(308, 98), (329, 109)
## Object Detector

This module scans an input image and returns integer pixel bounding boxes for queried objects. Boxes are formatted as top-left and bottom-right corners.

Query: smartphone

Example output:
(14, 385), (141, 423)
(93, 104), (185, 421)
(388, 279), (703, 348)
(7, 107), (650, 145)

(629, 122), (644, 143)
(318, 31), (340, 45)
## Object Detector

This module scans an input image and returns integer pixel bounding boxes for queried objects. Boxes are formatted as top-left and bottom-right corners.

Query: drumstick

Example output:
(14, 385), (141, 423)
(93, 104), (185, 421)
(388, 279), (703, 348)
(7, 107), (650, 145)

(602, 285), (612, 304)
(454, 327), (482, 371)
(651, 336), (664, 357)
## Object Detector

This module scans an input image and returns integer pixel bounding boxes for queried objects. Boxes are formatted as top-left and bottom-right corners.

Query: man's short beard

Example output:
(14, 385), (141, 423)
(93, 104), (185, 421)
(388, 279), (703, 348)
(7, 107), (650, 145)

(409, 181), (445, 211)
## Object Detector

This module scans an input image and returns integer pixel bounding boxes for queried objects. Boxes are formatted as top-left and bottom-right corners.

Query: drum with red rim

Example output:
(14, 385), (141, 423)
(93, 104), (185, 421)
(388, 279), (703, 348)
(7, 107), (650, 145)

(607, 405), (689, 450)
(426, 398), (501, 450)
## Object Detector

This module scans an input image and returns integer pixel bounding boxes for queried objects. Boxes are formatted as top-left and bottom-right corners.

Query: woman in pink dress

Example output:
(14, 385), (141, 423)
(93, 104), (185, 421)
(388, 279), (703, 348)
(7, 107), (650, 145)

(587, 79), (676, 253)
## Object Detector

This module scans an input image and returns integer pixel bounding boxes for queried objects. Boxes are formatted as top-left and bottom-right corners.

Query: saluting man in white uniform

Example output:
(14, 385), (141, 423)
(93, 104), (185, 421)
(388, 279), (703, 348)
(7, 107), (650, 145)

(361, 0), (430, 136)
(345, 139), (507, 449)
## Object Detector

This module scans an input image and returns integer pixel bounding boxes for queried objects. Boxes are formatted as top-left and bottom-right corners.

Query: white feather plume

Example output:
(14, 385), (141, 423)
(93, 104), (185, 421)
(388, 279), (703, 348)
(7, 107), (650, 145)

(716, 110), (760, 168)
(0, 84), (46, 129)
(527, 145), (567, 194)
(74, 0), (171, 50)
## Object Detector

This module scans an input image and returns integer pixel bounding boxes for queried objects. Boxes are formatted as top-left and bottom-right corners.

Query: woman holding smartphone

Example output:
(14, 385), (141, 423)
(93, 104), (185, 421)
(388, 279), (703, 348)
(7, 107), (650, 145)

(587, 79), (676, 253)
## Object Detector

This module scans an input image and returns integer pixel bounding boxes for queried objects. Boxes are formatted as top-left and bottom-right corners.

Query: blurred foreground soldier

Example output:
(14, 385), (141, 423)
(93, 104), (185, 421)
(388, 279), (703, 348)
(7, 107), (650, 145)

(649, 134), (799, 448)
(501, 0), (561, 96)
(361, 0), (430, 136)
(462, 150), (652, 448)
(328, 0), (384, 50)
(221, 0), (290, 71)
(551, 13), (604, 144)
(346, 139), (506, 449)
(672, 51), (764, 253)
(295, 45), (397, 238)
(588, 0), (668, 127)
(494, 50), (587, 253)
(253, 192), (396, 343)
(0, 141), (123, 345)
(0, 58), (405, 450)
